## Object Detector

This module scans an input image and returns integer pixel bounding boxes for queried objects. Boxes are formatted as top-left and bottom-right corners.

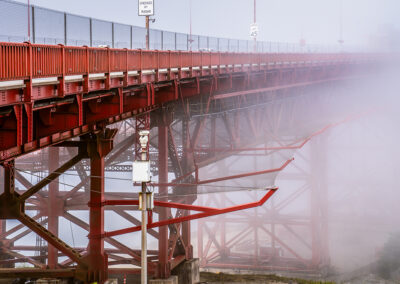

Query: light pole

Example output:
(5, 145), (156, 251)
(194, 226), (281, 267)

(338, 0), (344, 47)
(146, 15), (149, 50)
(27, 0), (30, 42)
(250, 0), (258, 52)
(189, 0), (193, 50)
(253, 0), (256, 52)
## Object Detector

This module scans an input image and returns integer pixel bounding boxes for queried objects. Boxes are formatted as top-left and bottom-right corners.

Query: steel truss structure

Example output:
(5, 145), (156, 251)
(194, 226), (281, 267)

(0, 41), (376, 283)
(197, 134), (330, 274)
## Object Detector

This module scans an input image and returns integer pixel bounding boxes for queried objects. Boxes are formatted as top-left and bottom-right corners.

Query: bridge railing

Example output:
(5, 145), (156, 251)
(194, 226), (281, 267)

(0, 0), (347, 53)
(0, 42), (368, 82)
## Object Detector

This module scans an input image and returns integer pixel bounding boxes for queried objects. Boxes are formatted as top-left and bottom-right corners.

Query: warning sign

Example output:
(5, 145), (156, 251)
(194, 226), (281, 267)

(138, 0), (154, 16)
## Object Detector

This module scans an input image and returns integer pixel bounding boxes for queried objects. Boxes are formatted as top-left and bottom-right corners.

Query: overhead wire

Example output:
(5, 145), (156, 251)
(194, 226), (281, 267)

(15, 168), (277, 200)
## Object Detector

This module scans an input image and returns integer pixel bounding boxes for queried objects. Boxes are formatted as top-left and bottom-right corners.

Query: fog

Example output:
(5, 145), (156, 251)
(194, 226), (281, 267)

(2, 0), (400, 282)
(192, 63), (400, 280)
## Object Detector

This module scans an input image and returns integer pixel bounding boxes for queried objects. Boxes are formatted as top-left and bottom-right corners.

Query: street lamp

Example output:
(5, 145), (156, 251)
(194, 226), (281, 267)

(27, 0), (30, 42)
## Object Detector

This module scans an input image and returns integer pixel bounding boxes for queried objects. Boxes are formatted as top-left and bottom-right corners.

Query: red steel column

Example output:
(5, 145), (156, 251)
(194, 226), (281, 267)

(85, 129), (116, 284)
(0, 167), (4, 234)
(158, 121), (170, 278)
(89, 149), (106, 282)
(310, 135), (330, 269)
(48, 147), (59, 268)
(182, 119), (193, 259)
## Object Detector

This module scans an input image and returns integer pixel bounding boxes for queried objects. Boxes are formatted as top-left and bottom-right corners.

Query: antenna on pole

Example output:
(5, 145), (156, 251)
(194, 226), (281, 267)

(253, 0), (257, 52)
(250, 0), (258, 52)
(189, 0), (194, 51)
(338, 0), (344, 46)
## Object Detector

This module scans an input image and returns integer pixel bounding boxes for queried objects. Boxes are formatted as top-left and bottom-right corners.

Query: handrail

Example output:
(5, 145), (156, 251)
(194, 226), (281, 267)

(0, 41), (369, 82)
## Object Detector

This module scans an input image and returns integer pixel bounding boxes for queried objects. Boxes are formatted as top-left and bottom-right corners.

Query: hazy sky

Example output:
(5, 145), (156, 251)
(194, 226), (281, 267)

(12, 0), (400, 46)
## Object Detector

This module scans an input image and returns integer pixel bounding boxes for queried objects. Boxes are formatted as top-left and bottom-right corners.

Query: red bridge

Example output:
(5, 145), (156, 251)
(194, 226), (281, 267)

(0, 40), (375, 283)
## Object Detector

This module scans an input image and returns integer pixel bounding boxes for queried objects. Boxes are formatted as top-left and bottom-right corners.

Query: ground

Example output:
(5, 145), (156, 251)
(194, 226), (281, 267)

(199, 272), (335, 284)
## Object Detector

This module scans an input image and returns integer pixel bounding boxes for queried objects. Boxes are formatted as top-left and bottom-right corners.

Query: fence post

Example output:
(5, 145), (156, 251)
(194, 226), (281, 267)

(84, 46), (90, 93)
(161, 30), (164, 50)
(130, 26), (133, 49)
(174, 33), (178, 50)
(89, 18), (93, 47)
(64, 13), (67, 45)
(58, 44), (65, 97)
(105, 47), (111, 89)
(174, 32), (177, 51)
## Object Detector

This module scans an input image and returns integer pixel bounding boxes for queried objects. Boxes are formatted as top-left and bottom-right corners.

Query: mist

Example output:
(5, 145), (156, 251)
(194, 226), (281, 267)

(2, 0), (400, 283)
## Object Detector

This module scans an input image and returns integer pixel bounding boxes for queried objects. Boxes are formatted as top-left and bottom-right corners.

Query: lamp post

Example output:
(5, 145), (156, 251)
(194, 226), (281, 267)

(189, 0), (193, 50)
(253, 0), (256, 52)
(27, 0), (30, 42)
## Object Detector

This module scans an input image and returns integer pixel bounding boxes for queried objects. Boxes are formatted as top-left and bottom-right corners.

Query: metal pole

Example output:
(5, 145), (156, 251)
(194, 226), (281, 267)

(27, 0), (30, 42)
(146, 16), (150, 50)
(189, 0), (192, 51)
(253, 0), (257, 52)
(141, 180), (147, 284)
(139, 130), (150, 283)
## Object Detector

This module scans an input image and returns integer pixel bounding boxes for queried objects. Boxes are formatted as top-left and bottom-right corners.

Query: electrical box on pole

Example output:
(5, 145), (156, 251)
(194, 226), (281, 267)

(132, 161), (151, 183)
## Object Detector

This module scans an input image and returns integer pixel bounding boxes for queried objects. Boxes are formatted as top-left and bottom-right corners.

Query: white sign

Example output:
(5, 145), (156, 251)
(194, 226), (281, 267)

(138, 0), (154, 16)
(250, 23), (258, 38)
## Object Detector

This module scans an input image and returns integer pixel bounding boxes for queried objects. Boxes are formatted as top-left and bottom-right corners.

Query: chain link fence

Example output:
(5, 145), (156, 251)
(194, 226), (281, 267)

(0, 0), (344, 53)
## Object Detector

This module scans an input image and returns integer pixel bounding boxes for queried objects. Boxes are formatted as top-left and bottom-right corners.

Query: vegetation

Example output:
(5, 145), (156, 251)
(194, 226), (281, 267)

(200, 272), (335, 283)
(377, 232), (400, 279)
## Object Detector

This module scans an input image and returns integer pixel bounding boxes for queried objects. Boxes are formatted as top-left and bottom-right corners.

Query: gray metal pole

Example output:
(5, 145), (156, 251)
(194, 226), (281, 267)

(141, 182), (147, 284)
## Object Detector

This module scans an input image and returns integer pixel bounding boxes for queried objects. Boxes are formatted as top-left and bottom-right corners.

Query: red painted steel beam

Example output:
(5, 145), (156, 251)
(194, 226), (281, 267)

(103, 187), (277, 238)
(158, 117), (170, 278)
(0, 72), (369, 164)
(104, 200), (215, 212)
(19, 154), (83, 201)
(148, 158), (293, 188)
(211, 76), (361, 100)
(17, 213), (85, 266)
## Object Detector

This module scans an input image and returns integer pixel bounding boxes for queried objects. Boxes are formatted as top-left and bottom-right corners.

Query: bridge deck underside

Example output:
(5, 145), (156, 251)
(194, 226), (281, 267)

(0, 42), (375, 282)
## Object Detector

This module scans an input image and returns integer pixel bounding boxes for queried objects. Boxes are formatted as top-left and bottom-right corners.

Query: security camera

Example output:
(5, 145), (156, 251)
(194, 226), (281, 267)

(139, 130), (150, 149)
